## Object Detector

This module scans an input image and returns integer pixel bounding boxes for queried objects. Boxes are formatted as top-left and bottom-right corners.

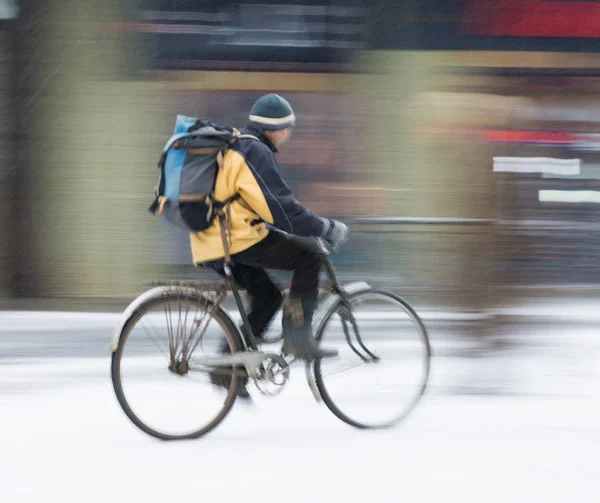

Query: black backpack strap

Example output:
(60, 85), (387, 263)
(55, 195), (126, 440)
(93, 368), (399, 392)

(149, 151), (169, 214)
(212, 193), (242, 263)
(224, 193), (241, 205)
(211, 192), (240, 208)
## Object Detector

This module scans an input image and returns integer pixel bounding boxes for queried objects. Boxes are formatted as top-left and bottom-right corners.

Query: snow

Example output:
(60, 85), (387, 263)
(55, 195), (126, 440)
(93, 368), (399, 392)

(0, 310), (599, 503)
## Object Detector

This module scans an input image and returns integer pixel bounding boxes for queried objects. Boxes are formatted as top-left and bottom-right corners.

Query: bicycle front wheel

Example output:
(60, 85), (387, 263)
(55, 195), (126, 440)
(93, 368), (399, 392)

(314, 289), (431, 429)
(111, 291), (241, 440)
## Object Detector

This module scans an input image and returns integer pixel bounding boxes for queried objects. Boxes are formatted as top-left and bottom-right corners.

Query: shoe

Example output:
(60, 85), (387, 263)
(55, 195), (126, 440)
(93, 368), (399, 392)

(281, 293), (338, 360)
(282, 331), (338, 360)
(209, 368), (252, 402)
(208, 331), (264, 401)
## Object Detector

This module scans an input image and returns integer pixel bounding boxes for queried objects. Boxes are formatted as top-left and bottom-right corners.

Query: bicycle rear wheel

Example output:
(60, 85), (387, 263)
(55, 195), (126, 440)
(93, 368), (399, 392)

(111, 291), (242, 440)
(314, 288), (431, 429)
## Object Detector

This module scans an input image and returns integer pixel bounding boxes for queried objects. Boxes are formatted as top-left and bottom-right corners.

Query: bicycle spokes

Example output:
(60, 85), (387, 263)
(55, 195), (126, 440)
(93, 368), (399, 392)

(162, 294), (213, 372)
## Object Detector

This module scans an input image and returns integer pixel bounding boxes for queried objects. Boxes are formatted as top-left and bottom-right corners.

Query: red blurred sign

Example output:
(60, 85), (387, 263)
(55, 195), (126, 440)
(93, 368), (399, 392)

(483, 130), (579, 144)
(462, 0), (600, 38)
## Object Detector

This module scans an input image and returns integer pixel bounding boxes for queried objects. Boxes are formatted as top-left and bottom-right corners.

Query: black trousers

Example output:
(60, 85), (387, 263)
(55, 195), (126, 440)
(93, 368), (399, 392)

(203, 231), (323, 339)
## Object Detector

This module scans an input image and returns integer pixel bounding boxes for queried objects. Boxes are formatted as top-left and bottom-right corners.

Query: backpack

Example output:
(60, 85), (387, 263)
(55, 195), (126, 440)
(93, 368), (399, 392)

(149, 115), (258, 233)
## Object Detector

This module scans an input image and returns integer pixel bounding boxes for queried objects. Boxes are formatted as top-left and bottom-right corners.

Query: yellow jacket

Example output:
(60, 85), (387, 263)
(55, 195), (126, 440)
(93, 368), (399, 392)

(190, 124), (326, 265)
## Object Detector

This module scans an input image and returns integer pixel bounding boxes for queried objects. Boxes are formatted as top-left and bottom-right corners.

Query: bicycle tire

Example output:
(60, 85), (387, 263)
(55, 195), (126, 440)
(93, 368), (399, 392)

(111, 291), (243, 440)
(313, 288), (431, 429)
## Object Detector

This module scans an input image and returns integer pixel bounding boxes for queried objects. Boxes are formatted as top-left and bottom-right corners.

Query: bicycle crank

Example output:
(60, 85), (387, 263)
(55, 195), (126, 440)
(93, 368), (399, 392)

(253, 357), (290, 397)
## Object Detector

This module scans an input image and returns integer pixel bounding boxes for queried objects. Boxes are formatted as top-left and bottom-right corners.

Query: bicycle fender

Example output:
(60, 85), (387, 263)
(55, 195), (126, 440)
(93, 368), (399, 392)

(312, 281), (371, 336)
(109, 286), (228, 353)
(305, 281), (371, 403)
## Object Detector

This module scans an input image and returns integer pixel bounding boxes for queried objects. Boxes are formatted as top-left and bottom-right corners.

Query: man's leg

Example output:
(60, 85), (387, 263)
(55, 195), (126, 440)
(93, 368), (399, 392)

(202, 260), (283, 400)
(206, 260), (283, 343)
(233, 263), (283, 342)
(231, 231), (337, 359)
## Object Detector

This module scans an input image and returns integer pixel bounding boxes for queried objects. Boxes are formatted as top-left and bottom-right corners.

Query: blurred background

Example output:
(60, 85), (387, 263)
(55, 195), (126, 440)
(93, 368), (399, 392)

(3, 0), (600, 313)
(0, 2), (599, 498)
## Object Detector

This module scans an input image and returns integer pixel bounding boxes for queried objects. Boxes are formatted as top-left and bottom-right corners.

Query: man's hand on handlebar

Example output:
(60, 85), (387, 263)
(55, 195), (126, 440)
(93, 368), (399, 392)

(320, 218), (349, 252)
(261, 220), (349, 255)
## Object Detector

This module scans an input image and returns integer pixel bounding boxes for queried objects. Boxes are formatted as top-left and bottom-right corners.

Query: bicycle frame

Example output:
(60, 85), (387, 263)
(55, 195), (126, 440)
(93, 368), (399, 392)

(222, 254), (377, 362)
(220, 255), (335, 350)
(111, 252), (431, 438)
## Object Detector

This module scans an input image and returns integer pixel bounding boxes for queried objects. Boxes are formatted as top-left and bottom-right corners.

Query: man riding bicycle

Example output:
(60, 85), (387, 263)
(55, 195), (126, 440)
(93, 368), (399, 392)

(192, 94), (348, 396)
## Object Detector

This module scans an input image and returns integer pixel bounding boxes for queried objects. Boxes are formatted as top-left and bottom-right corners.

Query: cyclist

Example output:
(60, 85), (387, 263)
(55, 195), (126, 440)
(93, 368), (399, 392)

(194, 94), (348, 397)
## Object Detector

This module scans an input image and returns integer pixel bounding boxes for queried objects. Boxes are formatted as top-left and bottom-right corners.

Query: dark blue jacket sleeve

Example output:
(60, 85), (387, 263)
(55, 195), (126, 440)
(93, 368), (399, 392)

(242, 142), (325, 237)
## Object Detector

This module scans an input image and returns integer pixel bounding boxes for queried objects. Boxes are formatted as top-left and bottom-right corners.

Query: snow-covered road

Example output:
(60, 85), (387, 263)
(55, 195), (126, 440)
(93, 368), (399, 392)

(0, 308), (598, 502)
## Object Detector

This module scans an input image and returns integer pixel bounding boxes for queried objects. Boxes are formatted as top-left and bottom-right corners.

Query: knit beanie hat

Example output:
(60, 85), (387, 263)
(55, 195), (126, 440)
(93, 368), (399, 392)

(249, 94), (296, 130)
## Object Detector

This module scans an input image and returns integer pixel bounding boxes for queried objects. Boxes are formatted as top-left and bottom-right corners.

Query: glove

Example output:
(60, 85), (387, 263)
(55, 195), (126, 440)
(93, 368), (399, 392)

(320, 218), (349, 252)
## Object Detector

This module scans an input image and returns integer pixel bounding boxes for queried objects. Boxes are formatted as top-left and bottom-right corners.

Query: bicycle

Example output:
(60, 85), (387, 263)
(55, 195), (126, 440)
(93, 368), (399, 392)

(110, 233), (431, 440)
